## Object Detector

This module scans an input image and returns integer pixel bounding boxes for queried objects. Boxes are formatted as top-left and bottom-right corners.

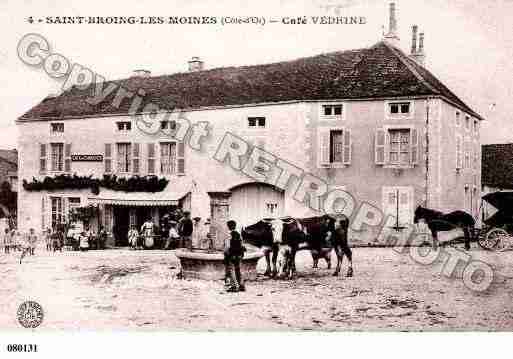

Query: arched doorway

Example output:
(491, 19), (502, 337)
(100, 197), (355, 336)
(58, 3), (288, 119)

(229, 182), (284, 227)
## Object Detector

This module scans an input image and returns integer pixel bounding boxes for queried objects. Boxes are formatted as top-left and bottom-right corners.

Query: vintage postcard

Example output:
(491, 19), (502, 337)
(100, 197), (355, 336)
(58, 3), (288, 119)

(1, 0), (512, 355)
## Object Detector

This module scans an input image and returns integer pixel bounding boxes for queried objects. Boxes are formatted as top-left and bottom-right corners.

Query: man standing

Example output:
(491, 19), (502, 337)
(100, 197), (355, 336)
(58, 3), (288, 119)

(98, 226), (107, 250)
(225, 220), (246, 293)
(179, 211), (193, 249)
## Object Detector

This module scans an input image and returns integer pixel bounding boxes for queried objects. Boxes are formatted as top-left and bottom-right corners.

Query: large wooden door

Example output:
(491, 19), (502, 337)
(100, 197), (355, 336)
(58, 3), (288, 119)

(230, 183), (284, 228)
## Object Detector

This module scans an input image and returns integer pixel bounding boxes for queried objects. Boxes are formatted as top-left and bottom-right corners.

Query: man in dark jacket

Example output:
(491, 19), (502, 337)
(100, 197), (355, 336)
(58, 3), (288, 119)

(225, 220), (245, 292)
(179, 211), (193, 249)
(332, 215), (353, 277)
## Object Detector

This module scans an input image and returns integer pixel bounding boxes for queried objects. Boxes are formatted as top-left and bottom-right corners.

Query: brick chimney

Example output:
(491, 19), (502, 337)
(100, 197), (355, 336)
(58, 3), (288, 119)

(132, 69), (151, 78)
(383, 2), (400, 48)
(410, 26), (426, 66)
(188, 56), (204, 72)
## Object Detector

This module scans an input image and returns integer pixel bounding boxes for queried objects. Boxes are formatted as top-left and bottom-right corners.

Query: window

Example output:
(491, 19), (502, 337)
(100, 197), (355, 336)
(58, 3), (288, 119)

(248, 117), (266, 128)
(375, 127), (419, 167)
(388, 101), (412, 117)
(473, 146), (478, 170)
(160, 120), (177, 130)
(318, 128), (351, 167)
(40, 144), (47, 174)
(50, 143), (64, 172)
(465, 116), (470, 131)
(456, 136), (463, 170)
(147, 143), (156, 174)
(330, 130), (344, 163)
(104, 144), (112, 173)
(382, 187), (414, 225)
(50, 123), (64, 133)
(464, 141), (471, 169)
(116, 143), (131, 173)
(322, 104), (343, 118)
(68, 197), (80, 207)
(116, 121), (132, 131)
(132, 143), (140, 174)
(160, 142), (177, 174)
(473, 120), (479, 135)
(388, 129), (410, 165)
(51, 197), (64, 229)
(455, 111), (461, 127)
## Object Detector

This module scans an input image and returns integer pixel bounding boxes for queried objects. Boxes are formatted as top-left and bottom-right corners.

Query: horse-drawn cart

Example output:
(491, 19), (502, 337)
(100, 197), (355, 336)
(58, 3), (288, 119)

(476, 191), (513, 250)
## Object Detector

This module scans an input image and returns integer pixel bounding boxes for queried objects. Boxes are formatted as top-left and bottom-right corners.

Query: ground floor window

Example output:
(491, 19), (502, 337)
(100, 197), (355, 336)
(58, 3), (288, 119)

(382, 186), (414, 227)
(51, 197), (64, 229)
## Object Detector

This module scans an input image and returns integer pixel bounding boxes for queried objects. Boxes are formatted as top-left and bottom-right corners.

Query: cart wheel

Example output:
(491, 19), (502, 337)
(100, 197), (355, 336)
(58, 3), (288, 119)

(479, 228), (507, 250)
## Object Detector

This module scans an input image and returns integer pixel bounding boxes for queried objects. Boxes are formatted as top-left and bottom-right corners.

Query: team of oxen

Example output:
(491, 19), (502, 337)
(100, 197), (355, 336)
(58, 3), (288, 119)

(241, 214), (354, 279)
(240, 206), (476, 280)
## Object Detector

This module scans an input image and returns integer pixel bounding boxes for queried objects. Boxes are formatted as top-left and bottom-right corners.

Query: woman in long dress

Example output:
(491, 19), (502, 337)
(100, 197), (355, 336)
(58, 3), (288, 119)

(140, 218), (155, 249)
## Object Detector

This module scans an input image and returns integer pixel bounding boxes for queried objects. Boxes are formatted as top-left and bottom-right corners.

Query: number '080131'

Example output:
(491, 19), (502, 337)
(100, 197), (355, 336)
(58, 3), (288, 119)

(7, 344), (38, 352)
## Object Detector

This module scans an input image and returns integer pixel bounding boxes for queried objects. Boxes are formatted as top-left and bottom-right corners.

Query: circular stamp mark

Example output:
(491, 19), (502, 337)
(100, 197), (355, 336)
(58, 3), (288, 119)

(17, 301), (44, 328)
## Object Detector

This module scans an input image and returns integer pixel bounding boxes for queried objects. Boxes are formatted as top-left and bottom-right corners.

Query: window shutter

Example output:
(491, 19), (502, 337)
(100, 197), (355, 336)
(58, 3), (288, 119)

(64, 143), (72, 172)
(318, 128), (330, 167)
(177, 141), (185, 175)
(342, 129), (351, 165)
(456, 136), (462, 170)
(375, 129), (386, 165)
(104, 143), (112, 173)
(410, 128), (419, 165)
(147, 143), (155, 174)
(132, 143), (140, 174)
(39, 144), (47, 174)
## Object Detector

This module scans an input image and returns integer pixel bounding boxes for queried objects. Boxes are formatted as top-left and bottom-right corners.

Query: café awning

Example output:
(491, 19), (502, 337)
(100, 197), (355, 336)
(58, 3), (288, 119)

(87, 182), (190, 207)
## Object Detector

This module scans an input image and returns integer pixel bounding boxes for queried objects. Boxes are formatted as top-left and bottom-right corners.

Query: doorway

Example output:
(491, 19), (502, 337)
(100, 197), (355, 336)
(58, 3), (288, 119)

(113, 206), (130, 246)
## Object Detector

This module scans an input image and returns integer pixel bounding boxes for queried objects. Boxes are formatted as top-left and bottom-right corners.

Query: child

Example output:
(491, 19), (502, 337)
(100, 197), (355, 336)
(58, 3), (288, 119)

(127, 225), (139, 250)
(44, 228), (52, 251)
(2, 228), (10, 254)
(225, 220), (246, 293)
(165, 221), (180, 250)
(28, 228), (38, 256)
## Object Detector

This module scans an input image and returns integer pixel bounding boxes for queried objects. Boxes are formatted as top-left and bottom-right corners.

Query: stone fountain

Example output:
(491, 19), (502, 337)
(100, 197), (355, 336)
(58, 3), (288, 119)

(175, 187), (263, 280)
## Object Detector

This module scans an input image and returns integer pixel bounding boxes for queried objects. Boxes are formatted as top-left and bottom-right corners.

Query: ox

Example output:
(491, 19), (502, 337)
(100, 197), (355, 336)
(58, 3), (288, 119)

(242, 215), (353, 279)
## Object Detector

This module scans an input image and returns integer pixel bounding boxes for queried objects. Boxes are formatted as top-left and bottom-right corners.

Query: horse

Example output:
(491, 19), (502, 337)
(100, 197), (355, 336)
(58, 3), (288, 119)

(413, 206), (475, 250)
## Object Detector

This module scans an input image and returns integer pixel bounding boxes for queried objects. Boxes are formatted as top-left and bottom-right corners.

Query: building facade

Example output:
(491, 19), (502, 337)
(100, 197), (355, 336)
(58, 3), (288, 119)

(17, 7), (483, 245)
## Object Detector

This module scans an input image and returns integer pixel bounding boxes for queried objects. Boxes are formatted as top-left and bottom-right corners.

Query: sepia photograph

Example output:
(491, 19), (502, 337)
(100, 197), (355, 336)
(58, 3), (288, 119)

(0, 0), (512, 356)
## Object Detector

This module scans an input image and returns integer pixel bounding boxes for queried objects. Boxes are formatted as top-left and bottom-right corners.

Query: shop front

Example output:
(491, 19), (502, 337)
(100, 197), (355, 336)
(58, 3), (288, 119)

(88, 187), (190, 247)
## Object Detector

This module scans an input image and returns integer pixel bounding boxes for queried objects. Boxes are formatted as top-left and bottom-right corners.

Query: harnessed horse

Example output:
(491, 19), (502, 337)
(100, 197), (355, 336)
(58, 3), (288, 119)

(413, 206), (475, 250)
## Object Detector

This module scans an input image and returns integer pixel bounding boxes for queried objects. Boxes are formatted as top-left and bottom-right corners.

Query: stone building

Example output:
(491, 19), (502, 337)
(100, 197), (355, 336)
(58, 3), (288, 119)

(16, 4), (483, 244)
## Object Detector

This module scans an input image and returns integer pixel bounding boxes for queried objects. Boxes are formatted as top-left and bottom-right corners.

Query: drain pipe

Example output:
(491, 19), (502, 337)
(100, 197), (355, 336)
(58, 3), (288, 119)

(424, 97), (431, 207)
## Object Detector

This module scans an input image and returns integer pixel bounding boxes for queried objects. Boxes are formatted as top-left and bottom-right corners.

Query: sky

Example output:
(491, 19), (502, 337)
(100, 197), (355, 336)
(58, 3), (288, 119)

(0, 0), (512, 149)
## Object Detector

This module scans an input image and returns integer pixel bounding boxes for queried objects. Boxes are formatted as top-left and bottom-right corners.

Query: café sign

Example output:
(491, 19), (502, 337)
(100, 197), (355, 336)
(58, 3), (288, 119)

(71, 154), (103, 162)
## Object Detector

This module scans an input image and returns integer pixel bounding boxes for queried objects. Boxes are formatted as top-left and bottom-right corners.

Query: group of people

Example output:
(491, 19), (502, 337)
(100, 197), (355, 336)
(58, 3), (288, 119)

(2, 228), (37, 255)
(2, 227), (39, 263)
(127, 211), (211, 250)
(65, 225), (108, 251)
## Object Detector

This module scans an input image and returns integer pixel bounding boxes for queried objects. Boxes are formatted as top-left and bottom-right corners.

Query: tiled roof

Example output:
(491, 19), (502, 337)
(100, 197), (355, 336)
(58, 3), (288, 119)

(482, 144), (513, 189)
(19, 41), (482, 121)
(0, 149), (18, 165)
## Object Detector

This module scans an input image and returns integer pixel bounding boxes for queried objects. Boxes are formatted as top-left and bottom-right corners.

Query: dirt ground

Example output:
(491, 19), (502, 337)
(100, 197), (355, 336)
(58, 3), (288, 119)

(1, 245), (513, 331)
